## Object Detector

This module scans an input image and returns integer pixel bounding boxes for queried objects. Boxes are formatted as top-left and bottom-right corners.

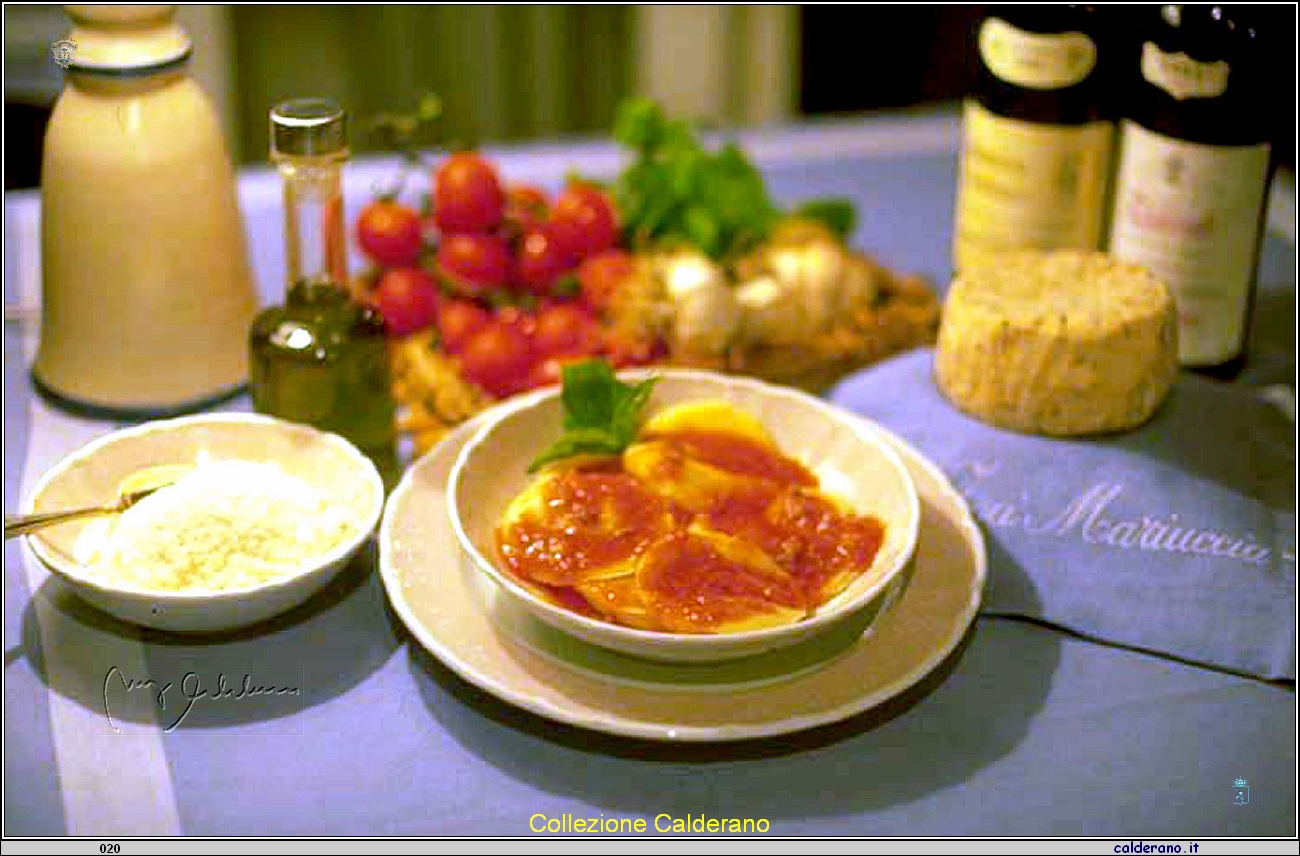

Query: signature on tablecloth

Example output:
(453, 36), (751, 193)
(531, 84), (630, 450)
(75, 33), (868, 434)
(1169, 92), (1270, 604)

(103, 666), (300, 733)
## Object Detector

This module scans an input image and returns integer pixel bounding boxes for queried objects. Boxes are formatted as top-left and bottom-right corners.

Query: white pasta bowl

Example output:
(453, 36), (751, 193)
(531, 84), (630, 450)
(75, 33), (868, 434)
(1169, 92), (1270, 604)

(21, 413), (384, 633)
(448, 369), (921, 663)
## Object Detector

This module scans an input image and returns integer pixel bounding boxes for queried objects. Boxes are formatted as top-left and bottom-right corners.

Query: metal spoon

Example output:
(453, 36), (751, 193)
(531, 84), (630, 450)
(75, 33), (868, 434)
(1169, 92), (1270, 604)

(4, 464), (193, 540)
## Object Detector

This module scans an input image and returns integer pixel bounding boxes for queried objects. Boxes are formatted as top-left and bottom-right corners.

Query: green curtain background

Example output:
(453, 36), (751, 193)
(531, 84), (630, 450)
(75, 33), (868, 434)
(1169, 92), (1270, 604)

(231, 5), (633, 163)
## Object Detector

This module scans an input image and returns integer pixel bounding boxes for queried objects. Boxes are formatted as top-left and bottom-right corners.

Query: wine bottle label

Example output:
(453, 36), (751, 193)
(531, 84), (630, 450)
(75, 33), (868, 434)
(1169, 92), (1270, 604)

(979, 17), (1097, 90)
(1141, 42), (1230, 101)
(953, 100), (1114, 272)
(1108, 120), (1270, 365)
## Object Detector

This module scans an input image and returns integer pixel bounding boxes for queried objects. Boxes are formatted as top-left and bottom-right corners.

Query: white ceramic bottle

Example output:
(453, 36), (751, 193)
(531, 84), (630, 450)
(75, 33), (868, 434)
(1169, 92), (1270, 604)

(35, 5), (258, 414)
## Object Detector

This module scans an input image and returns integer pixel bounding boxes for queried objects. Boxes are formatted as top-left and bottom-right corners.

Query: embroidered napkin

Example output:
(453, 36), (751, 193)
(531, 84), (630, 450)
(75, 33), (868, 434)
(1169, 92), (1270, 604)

(831, 348), (1297, 681)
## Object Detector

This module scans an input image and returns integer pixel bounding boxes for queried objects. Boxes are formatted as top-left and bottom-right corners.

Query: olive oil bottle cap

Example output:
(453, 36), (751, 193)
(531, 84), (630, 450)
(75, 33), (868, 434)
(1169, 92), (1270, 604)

(270, 98), (348, 159)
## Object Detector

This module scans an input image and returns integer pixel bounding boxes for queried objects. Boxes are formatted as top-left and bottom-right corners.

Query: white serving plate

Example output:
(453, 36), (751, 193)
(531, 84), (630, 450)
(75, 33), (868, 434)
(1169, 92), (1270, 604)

(379, 408), (985, 742)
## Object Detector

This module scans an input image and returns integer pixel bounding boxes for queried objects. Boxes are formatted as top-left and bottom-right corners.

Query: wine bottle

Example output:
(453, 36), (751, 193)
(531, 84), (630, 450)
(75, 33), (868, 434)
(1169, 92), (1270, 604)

(953, 5), (1115, 272)
(1107, 5), (1273, 378)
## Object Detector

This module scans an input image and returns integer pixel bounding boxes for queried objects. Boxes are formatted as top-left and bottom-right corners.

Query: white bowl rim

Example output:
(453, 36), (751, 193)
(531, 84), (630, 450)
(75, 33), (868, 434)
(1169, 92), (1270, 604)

(23, 412), (385, 602)
(447, 367), (921, 648)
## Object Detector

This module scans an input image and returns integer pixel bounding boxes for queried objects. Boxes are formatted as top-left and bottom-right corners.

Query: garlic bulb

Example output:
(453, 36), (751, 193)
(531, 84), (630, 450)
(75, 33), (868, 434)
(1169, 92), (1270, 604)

(762, 241), (843, 333)
(656, 250), (739, 356)
(837, 252), (880, 315)
(734, 220), (879, 345)
(735, 275), (805, 346)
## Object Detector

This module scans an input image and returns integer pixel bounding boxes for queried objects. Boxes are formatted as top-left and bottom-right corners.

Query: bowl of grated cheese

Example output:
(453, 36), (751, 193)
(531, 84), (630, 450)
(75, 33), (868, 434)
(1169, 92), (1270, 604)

(21, 414), (384, 633)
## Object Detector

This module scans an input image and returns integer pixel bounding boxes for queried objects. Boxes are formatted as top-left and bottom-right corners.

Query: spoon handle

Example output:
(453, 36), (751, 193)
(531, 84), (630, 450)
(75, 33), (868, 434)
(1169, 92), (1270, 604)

(4, 506), (113, 539)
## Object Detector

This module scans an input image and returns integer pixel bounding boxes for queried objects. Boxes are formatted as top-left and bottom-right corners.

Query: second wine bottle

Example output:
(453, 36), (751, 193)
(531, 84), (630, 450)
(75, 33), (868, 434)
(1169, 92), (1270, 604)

(953, 5), (1116, 273)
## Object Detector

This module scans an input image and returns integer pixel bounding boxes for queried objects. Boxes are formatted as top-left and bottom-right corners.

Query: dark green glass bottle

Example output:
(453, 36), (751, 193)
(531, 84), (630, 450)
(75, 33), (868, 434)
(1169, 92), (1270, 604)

(250, 98), (397, 487)
(1107, 5), (1274, 379)
(953, 5), (1115, 272)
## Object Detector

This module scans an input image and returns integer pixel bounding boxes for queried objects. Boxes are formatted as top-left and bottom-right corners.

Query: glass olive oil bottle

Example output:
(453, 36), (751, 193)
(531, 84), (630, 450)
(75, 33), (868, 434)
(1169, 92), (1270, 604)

(953, 5), (1115, 272)
(250, 98), (397, 487)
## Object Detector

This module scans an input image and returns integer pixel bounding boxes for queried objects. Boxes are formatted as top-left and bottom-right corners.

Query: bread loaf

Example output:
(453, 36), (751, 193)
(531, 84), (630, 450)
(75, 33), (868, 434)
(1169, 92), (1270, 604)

(935, 250), (1178, 436)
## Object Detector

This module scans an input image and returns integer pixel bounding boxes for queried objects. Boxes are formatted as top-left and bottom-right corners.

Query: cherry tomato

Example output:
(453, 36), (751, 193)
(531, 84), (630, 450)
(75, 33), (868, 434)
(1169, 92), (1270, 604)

(436, 298), (491, 354)
(437, 233), (512, 296)
(604, 329), (663, 368)
(548, 183), (618, 261)
(576, 248), (635, 313)
(515, 226), (576, 295)
(493, 304), (539, 339)
(356, 200), (423, 268)
(373, 267), (439, 336)
(458, 321), (533, 398)
(505, 183), (550, 232)
(526, 354), (591, 389)
(433, 152), (505, 234)
(532, 303), (601, 358)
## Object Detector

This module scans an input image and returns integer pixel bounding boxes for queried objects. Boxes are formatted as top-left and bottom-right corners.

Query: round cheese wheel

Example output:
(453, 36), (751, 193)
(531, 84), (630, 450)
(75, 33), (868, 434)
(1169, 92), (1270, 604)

(935, 250), (1178, 436)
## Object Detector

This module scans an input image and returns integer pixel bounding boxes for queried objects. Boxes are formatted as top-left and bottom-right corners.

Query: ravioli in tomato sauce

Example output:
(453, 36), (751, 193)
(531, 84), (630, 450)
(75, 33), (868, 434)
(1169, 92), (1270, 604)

(495, 400), (885, 634)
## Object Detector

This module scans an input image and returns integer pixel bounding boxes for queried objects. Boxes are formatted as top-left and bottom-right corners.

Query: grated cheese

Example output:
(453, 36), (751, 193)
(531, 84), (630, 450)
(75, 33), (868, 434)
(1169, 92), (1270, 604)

(76, 460), (358, 592)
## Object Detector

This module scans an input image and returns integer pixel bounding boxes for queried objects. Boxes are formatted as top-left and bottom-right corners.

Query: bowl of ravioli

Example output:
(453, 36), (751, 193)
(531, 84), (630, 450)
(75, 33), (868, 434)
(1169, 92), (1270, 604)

(448, 367), (920, 663)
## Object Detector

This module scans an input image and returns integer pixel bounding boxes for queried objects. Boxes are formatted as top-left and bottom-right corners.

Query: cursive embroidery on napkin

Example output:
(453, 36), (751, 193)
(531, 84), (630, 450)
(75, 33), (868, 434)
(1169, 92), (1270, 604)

(953, 459), (1282, 567)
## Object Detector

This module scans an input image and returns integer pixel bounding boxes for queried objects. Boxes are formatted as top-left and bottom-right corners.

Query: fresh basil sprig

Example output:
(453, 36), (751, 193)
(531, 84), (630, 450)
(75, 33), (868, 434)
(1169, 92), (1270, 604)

(792, 199), (857, 242)
(528, 360), (659, 473)
(611, 98), (858, 260)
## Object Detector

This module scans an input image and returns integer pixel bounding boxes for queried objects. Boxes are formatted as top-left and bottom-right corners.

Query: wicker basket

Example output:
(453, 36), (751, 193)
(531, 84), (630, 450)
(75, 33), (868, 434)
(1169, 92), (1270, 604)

(669, 266), (940, 395)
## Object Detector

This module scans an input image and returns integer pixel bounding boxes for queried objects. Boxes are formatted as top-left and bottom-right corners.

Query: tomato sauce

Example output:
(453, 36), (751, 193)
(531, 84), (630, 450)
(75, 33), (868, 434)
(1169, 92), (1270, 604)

(644, 430), (817, 487)
(531, 580), (603, 620)
(495, 427), (885, 633)
(496, 469), (674, 586)
(706, 487), (885, 602)
(638, 530), (807, 632)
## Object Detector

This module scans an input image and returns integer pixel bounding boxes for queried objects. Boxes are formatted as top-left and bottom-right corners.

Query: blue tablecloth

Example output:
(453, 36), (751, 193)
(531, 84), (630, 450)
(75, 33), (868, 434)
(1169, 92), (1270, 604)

(4, 110), (1296, 838)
